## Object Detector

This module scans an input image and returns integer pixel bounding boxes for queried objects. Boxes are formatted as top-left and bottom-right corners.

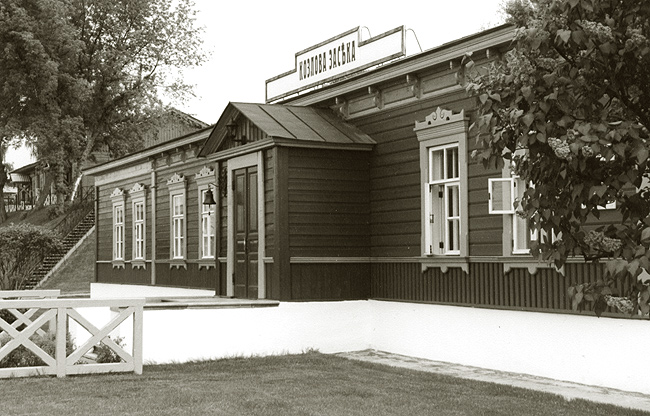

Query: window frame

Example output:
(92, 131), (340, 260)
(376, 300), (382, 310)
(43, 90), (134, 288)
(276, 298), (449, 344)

(110, 188), (126, 268)
(199, 188), (216, 259)
(489, 154), (539, 256)
(195, 165), (218, 269)
(426, 143), (462, 255)
(133, 201), (145, 259)
(130, 183), (147, 269)
(415, 108), (469, 265)
(167, 173), (187, 268)
(171, 193), (185, 259)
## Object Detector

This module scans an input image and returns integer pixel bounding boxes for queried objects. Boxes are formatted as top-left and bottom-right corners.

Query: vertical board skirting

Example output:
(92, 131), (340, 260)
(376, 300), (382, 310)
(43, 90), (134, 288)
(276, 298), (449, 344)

(371, 260), (633, 316)
(289, 263), (370, 300)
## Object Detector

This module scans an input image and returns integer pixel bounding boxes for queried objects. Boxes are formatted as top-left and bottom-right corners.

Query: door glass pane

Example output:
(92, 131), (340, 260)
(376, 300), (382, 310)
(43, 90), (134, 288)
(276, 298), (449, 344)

(236, 173), (245, 232)
(249, 171), (258, 232)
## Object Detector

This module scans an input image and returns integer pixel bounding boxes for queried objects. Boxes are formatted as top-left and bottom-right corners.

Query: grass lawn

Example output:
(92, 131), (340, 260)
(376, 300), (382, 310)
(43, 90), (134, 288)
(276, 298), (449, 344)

(1, 352), (647, 416)
(39, 229), (95, 295)
(1, 207), (59, 228)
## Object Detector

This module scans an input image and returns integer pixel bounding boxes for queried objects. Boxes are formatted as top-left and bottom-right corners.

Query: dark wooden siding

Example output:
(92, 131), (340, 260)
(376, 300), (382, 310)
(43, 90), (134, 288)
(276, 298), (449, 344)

(371, 261), (633, 316)
(96, 174), (151, 263)
(264, 150), (274, 256)
(352, 93), (478, 257)
(271, 146), (290, 300)
(290, 263), (370, 300)
(155, 169), (170, 260)
(220, 119), (268, 152)
(287, 147), (370, 258)
(264, 262), (274, 299)
(468, 138), (503, 256)
(97, 263), (149, 285)
(186, 180), (199, 260)
(218, 162), (228, 258)
(155, 262), (215, 289)
(99, 262), (219, 290)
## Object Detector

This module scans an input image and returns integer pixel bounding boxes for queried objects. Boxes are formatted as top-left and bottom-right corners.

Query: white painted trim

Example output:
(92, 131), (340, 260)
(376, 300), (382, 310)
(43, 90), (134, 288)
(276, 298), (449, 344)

(227, 152), (263, 298)
(416, 110), (469, 260)
(196, 166), (217, 262)
(257, 151), (266, 299)
(290, 257), (371, 263)
(167, 175), (187, 262)
(150, 171), (157, 285)
(131, 188), (146, 263)
(111, 197), (125, 263)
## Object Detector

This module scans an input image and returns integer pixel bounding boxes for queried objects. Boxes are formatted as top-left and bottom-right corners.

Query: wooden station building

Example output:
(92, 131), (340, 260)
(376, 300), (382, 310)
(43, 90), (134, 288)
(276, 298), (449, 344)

(86, 24), (618, 312)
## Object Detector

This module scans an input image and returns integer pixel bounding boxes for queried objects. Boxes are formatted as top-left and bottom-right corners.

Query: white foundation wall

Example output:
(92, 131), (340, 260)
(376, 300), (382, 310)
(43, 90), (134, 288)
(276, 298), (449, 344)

(83, 284), (649, 395)
(91, 283), (215, 298)
(368, 300), (650, 395)
(142, 301), (372, 363)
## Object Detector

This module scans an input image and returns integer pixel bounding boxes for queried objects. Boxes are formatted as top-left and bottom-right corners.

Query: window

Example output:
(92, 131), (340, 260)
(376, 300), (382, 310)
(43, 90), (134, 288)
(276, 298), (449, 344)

(512, 177), (535, 253)
(114, 204), (125, 260)
(167, 173), (187, 266)
(110, 188), (126, 267)
(130, 182), (147, 268)
(200, 189), (216, 259)
(133, 201), (145, 259)
(426, 144), (461, 255)
(172, 194), (185, 259)
(488, 160), (539, 255)
(415, 107), (469, 262)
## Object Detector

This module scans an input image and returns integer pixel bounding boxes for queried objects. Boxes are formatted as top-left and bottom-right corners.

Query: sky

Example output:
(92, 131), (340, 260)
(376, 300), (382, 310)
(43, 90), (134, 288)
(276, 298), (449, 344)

(5, 0), (506, 170)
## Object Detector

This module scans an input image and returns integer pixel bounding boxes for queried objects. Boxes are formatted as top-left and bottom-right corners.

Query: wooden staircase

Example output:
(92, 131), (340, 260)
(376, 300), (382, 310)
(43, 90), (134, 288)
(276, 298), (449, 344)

(23, 209), (95, 289)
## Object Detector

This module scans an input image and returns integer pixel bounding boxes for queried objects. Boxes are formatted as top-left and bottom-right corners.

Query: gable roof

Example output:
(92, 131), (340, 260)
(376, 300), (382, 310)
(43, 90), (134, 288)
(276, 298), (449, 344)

(198, 102), (375, 157)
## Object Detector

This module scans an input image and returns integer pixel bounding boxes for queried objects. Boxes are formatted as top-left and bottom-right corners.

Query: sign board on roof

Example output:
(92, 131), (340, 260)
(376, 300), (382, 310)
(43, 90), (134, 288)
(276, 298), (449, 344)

(265, 26), (405, 103)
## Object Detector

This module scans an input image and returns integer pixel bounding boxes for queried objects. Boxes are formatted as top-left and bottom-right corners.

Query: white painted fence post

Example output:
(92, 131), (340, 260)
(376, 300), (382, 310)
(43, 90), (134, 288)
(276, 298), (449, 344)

(133, 306), (143, 375)
(56, 307), (67, 378)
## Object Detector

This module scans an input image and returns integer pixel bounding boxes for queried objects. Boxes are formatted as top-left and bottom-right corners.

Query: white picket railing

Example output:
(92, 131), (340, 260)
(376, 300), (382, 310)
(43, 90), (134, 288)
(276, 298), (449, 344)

(0, 296), (143, 378)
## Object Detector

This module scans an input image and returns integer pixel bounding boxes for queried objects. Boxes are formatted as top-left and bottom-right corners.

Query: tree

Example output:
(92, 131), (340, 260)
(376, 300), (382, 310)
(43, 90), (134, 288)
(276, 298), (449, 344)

(460, 0), (650, 316)
(0, 0), (79, 219)
(0, 0), (207, 217)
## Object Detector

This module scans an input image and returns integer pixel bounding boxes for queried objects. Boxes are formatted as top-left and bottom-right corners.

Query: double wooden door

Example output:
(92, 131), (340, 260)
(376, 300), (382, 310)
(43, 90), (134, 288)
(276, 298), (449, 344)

(233, 166), (258, 299)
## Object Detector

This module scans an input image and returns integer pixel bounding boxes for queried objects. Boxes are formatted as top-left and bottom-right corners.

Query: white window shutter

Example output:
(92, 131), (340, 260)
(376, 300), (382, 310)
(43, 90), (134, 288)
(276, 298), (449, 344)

(488, 178), (515, 214)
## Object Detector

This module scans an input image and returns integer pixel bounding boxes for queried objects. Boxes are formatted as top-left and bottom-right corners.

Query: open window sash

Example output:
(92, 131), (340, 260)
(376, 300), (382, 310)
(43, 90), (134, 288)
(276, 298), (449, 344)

(488, 178), (515, 214)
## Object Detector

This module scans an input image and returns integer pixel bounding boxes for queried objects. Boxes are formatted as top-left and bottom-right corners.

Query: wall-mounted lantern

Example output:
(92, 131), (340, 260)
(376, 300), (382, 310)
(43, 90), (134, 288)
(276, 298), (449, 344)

(226, 119), (247, 144)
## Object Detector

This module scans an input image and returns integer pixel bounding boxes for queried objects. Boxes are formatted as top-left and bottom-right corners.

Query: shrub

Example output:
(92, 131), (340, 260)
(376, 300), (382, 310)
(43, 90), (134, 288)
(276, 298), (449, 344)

(0, 223), (61, 289)
(94, 336), (125, 363)
(0, 309), (16, 326)
(0, 330), (74, 368)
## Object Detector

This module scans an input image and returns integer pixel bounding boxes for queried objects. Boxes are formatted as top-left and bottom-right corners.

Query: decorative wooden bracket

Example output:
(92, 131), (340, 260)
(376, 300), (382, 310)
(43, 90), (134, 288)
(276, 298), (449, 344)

(406, 74), (421, 99)
(334, 96), (348, 118)
(368, 86), (383, 109)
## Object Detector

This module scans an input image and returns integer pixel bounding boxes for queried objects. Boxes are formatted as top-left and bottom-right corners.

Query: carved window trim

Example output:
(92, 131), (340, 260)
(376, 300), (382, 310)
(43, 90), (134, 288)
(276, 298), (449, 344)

(167, 173), (187, 268)
(110, 188), (126, 269)
(415, 108), (469, 273)
(130, 183), (147, 269)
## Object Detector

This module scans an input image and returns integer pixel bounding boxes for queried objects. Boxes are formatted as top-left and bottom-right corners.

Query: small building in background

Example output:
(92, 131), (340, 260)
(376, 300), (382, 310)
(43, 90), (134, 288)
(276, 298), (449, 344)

(8, 109), (208, 211)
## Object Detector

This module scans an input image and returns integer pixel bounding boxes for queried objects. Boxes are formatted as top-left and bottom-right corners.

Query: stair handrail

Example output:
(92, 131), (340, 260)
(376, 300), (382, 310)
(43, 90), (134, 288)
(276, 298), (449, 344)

(53, 200), (94, 242)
